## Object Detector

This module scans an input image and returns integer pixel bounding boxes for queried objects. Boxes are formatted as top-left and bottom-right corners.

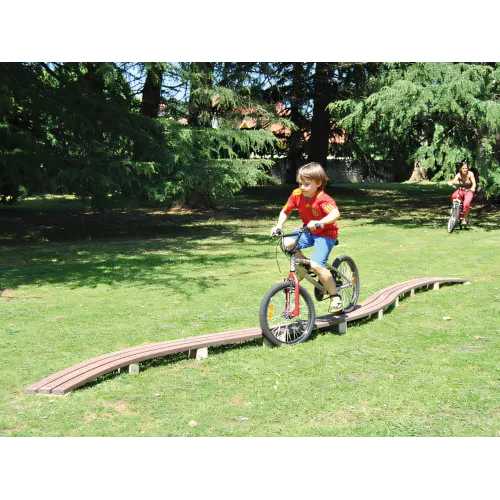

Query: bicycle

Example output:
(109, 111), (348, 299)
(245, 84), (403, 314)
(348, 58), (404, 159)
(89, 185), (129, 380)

(259, 225), (360, 346)
(447, 185), (471, 233)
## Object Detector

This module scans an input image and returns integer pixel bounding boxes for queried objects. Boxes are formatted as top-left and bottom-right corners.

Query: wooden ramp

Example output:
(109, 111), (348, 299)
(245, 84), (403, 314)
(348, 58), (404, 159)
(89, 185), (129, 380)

(25, 277), (468, 396)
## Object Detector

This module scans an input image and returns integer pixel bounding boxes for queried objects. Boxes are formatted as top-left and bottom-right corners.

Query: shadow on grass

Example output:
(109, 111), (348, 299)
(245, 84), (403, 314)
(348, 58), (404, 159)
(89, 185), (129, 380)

(77, 340), (262, 393)
(0, 234), (271, 295)
(79, 351), (190, 391)
(1, 183), (499, 293)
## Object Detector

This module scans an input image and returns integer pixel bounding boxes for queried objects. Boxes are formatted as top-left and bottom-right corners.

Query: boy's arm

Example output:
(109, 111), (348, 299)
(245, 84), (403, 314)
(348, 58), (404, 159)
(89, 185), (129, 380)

(306, 207), (340, 229)
(271, 209), (289, 235)
(321, 207), (340, 225)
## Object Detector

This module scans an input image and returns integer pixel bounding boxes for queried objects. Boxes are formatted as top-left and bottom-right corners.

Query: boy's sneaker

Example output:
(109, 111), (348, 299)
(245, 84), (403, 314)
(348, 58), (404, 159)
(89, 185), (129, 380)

(328, 294), (343, 314)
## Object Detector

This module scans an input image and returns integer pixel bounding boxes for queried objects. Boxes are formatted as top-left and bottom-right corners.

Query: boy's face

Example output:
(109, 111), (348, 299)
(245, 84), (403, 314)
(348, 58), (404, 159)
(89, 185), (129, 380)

(299, 178), (322, 198)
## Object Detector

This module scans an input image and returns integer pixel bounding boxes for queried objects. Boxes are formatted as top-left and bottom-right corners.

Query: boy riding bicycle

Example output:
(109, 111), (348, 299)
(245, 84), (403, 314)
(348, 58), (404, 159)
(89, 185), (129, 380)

(270, 162), (343, 314)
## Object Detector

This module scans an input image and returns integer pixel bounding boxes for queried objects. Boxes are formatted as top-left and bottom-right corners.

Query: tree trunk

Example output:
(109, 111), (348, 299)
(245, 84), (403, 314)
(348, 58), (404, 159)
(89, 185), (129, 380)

(185, 63), (216, 208)
(389, 149), (413, 181)
(285, 63), (308, 183)
(125, 63), (164, 200)
(307, 62), (336, 167)
(408, 161), (428, 182)
(141, 63), (164, 118)
(188, 62), (214, 126)
(286, 127), (302, 183)
(184, 189), (216, 209)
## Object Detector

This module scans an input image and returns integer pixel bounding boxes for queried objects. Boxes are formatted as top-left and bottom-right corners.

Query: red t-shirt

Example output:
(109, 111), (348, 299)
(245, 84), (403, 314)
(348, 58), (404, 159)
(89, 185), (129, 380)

(283, 188), (339, 238)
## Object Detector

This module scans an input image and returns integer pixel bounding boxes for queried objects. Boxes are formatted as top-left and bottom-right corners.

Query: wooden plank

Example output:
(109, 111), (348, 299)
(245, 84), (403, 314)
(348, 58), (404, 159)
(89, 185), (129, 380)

(49, 329), (262, 395)
(26, 328), (262, 395)
(24, 278), (469, 395)
(315, 278), (467, 328)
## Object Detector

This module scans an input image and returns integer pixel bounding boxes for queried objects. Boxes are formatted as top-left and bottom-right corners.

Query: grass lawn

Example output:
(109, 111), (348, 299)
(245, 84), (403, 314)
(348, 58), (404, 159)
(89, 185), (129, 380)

(1, 183), (499, 437)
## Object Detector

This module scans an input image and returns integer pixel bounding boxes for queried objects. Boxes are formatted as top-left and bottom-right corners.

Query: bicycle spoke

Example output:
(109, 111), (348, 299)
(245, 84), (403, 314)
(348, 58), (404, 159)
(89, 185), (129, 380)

(337, 262), (354, 306)
(260, 282), (315, 345)
(331, 255), (359, 313)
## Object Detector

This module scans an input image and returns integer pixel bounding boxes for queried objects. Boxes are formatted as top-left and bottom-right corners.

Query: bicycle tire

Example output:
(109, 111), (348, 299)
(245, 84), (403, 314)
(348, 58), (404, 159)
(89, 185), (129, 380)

(331, 254), (360, 313)
(259, 281), (316, 346)
(448, 203), (460, 233)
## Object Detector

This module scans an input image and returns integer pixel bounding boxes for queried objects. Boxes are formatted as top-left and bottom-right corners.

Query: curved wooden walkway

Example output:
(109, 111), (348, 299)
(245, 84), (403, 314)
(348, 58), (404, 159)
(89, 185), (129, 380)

(25, 277), (468, 396)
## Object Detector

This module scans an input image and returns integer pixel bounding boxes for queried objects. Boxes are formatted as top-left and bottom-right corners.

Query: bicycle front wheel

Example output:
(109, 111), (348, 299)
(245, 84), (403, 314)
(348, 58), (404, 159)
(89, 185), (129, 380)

(331, 254), (360, 312)
(259, 281), (316, 346)
(448, 203), (459, 233)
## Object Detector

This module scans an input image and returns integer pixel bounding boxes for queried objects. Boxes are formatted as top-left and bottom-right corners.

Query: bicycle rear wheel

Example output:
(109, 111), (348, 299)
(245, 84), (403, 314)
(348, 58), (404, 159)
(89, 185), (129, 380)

(448, 203), (460, 233)
(331, 255), (359, 312)
(259, 281), (316, 346)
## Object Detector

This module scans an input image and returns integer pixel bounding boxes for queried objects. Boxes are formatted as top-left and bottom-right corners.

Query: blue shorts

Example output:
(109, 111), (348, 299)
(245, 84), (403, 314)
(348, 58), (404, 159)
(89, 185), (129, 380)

(286, 229), (337, 267)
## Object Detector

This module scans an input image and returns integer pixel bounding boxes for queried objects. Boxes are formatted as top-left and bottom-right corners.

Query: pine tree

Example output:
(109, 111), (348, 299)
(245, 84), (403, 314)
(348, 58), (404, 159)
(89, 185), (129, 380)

(329, 62), (500, 198)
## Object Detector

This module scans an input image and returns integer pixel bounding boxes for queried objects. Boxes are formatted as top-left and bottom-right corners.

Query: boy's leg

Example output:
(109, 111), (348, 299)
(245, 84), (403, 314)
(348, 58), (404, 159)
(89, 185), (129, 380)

(282, 230), (312, 256)
(313, 266), (336, 295)
(309, 237), (337, 295)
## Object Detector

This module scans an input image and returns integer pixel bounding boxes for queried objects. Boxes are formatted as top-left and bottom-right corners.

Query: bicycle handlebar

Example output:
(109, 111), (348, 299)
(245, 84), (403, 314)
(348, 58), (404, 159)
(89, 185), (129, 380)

(451, 185), (471, 191)
(271, 223), (324, 239)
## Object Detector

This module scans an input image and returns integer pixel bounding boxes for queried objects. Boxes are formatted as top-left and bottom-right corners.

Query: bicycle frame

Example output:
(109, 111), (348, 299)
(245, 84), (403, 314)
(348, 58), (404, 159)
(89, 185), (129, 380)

(286, 253), (302, 318)
(452, 187), (469, 212)
(275, 226), (353, 317)
(452, 186), (470, 205)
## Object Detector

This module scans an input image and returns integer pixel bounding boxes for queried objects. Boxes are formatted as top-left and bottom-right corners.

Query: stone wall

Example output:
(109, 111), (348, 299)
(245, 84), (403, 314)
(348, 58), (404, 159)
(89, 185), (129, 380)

(271, 158), (396, 184)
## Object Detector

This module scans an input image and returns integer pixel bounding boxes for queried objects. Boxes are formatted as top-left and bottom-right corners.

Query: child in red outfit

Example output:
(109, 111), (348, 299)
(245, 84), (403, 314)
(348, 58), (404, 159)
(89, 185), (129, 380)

(270, 162), (343, 313)
(447, 160), (476, 224)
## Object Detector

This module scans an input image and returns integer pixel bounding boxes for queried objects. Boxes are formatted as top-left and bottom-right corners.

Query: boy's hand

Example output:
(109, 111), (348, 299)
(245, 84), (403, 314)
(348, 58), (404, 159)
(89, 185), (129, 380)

(306, 220), (320, 230)
(270, 226), (282, 236)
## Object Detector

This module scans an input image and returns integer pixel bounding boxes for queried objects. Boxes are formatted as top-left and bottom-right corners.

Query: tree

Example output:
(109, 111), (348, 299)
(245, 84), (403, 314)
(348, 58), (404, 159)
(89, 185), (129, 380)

(308, 62), (336, 167)
(141, 63), (164, 118)
(0, 62), (161, 206)
(329, 62), (500, 197)
(0, 62), (50, 202)
(158, 62), (278, 208)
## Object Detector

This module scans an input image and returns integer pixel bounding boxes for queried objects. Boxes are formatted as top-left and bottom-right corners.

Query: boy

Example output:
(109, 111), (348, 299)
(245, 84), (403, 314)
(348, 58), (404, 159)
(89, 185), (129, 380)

(270, 162), (343, 314)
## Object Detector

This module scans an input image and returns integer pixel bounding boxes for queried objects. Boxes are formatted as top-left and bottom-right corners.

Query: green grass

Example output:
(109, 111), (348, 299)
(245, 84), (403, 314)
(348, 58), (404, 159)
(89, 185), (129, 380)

(1, 183), (499, 436)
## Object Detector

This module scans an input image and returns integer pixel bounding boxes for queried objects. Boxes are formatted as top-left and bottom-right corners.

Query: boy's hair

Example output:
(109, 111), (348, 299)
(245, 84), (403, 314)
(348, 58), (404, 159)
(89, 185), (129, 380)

(296, 162), (329, 190)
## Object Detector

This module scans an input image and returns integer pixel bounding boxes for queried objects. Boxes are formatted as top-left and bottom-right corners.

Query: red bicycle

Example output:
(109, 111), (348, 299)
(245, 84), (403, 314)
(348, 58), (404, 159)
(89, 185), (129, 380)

(448, 185), (471, 233)
(259, 225), (359, 346)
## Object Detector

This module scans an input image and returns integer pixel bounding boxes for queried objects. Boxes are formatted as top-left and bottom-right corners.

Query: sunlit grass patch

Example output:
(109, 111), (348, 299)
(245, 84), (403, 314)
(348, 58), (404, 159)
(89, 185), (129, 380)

(1, 183), (499, 436)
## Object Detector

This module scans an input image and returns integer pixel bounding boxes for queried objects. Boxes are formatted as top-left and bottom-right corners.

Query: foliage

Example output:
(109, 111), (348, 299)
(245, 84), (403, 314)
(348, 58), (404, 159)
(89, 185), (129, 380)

(0, 62), (280, 207)
(0, 62), (159, 206)
(155, 120), (276, 206)
(329, 62), (500, 197)
(3, 62), (500, 205)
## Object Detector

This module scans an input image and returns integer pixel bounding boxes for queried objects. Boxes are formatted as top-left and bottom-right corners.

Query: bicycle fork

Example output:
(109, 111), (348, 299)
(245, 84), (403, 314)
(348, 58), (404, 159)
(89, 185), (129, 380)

(284, 256), (301, 319)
